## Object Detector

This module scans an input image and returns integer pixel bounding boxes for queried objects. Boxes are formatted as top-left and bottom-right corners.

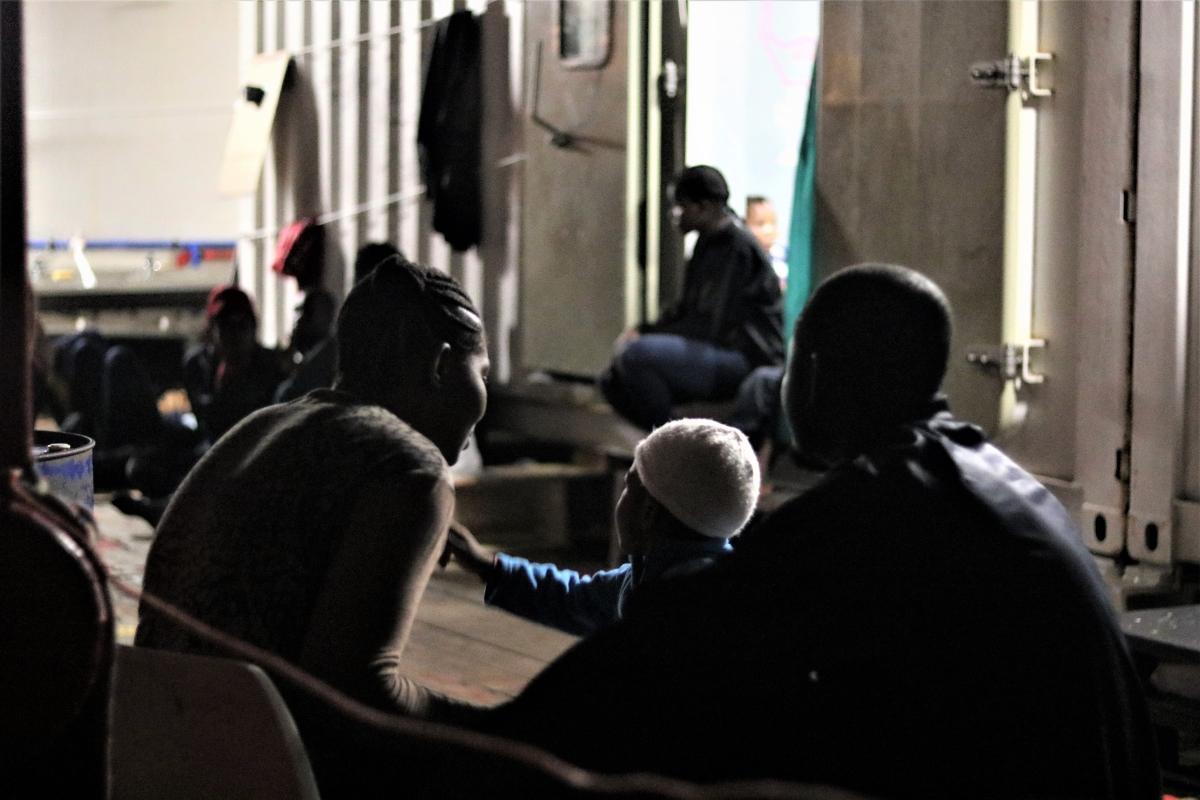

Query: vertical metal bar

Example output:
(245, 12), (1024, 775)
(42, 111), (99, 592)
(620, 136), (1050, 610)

(999, 0), (1039, 430)
(387, 0), (402, 245)
(339, 0), (361, 284)
(400, 0), (423, 261)
(624, 0), (644, 330)
(259, 0), (280, 346)
(367, 0), (392, 244)
(644, 0), (662, 321)
(0, 0), (32, 472)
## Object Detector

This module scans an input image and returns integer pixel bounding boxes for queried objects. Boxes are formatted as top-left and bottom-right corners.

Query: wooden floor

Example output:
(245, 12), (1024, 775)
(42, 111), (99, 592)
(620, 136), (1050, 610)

(92, 497), (581, 706)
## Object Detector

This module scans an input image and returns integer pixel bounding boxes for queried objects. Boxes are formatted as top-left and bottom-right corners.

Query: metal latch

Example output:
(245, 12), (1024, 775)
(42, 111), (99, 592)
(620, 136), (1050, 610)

(970, 53), (1053, 100)
(966, 340), (1046, 388)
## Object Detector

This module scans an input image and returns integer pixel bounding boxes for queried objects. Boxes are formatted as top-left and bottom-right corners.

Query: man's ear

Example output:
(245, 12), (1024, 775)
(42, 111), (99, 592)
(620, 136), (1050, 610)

(430, 342), (452, 387)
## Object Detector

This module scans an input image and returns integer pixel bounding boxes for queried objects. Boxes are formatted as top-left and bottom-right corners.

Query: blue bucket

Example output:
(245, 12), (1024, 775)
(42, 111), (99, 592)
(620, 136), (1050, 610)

(33, 430), (95, 511)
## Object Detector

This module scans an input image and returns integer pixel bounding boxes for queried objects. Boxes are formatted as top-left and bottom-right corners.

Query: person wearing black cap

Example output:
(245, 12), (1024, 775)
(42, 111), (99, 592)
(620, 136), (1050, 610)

(600, 165), (784, 430)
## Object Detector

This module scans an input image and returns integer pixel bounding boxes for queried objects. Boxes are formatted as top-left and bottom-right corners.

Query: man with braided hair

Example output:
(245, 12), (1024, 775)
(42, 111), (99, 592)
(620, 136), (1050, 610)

(137, 257), (490, 791)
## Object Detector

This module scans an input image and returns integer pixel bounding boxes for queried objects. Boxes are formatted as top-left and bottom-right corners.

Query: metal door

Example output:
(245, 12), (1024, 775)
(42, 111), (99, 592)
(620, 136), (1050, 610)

(519, 1), (631, 378)
(815, 1), (1141, 568)
(814, 0), (1008, 433)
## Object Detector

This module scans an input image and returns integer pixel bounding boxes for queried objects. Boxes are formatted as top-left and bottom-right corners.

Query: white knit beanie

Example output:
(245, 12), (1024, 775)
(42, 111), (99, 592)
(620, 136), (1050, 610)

(632, 419), (761, 539)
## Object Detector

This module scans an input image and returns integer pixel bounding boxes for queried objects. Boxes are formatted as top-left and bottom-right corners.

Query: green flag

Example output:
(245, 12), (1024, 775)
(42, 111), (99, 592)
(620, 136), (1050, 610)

(784, 56), (818, 343)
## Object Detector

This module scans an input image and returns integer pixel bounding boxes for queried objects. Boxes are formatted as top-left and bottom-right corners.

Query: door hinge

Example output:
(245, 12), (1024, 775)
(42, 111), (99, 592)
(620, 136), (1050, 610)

(966, 340), (1046, 389)
(970, 53), (1054, 100)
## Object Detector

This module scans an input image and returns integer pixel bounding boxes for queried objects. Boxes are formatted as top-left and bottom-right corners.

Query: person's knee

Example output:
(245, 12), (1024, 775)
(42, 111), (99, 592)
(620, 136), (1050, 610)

(615, 337), (660, 373)
(598, 363), (623, 404)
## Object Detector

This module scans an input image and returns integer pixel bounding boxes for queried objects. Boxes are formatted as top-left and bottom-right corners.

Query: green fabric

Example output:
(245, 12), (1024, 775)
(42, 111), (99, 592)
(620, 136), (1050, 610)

(784, 57), (819, 345)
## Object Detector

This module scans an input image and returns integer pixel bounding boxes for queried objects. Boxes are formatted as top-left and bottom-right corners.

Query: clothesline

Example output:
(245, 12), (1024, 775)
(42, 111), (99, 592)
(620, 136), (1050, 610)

(288, 16), (442, 59)
(237, 187), (427, 244)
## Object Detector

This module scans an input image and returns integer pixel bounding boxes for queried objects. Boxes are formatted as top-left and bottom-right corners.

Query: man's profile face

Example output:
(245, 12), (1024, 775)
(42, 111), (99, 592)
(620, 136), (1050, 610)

(672, 198), (705, 233)
(428, 318), (490, 466)
(615, 467), (654, 555)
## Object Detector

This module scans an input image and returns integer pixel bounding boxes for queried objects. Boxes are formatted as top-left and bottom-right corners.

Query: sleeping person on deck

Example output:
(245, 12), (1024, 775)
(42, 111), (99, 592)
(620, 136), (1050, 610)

(443, 418), (760, 637)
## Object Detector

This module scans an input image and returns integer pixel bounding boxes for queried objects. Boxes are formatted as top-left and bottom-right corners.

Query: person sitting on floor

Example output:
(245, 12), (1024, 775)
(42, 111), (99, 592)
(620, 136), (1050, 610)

(444, 419), (759, 637)
(136, 257), (490, 795)
(182, 285), (287, 445)
(599, 165), (784, 431)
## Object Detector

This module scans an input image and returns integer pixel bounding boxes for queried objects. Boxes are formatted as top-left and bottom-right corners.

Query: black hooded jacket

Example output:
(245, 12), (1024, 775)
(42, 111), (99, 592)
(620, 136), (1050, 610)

(486, 414), (1161, 799)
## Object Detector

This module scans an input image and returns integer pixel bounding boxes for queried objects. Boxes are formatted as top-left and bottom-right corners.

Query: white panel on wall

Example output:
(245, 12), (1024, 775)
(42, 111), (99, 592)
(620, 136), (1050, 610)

(24, 0), (241, 241)
(237, 0), (262, 304)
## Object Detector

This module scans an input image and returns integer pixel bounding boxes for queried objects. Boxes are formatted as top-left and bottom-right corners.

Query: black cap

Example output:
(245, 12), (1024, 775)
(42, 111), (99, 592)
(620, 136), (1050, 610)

(674, 165), (730, 203)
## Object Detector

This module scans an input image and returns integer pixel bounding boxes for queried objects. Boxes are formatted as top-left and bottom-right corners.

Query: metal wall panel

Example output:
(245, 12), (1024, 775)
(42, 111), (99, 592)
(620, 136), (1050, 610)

(519, 0), (630, 377)
(239, 0), (523, 381)
(815, 0), (1007, 434)
(1128, 2), (1195, 566)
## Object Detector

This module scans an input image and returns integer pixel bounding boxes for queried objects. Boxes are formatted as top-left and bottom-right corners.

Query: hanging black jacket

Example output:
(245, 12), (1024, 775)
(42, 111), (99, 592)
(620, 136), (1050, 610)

(417, 10), (481, 251)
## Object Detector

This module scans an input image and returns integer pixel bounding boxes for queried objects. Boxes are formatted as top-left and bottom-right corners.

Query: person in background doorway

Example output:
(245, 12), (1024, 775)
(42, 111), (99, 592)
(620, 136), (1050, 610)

(599, 165), (784, 431)
(745, 195), (789, 289)
(182, 285), (286, 445)
(443, 419), (758, 636)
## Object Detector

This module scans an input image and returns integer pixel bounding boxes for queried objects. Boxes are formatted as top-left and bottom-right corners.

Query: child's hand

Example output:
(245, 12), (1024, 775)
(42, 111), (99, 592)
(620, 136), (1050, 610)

(440, 520), (496, 580)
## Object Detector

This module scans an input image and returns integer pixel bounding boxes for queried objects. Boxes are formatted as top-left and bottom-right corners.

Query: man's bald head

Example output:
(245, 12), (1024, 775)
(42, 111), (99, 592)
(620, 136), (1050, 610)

(785, 264), (952, 463)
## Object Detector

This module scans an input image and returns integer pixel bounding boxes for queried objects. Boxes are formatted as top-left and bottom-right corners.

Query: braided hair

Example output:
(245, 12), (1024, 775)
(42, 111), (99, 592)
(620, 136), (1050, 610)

(335, 256), (483, 403)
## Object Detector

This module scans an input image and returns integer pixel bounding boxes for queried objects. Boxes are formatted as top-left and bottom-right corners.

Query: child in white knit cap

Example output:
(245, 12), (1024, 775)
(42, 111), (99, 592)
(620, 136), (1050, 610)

(443, 418), (761, 637)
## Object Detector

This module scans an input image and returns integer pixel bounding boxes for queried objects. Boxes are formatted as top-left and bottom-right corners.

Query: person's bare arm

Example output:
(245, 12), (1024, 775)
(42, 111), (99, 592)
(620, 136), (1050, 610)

(297, 471), (453, 711)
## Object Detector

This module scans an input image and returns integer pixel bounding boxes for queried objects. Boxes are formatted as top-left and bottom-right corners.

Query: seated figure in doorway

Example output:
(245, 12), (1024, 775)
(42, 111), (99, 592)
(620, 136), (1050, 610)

(599, 165), (784, 431)
(136, 257), (490, 794)
(444, 418), (759, 637)
(405, 263), (1160, 800)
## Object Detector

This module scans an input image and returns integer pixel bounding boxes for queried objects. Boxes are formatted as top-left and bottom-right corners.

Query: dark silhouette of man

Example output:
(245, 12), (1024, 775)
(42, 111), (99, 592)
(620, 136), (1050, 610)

(418, 264), (1160, 799)
(600, 165), (783, 430)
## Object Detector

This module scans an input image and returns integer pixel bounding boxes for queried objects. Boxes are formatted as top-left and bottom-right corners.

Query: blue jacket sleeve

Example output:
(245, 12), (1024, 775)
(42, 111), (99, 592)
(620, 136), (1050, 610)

(484, 554), (631, 637)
